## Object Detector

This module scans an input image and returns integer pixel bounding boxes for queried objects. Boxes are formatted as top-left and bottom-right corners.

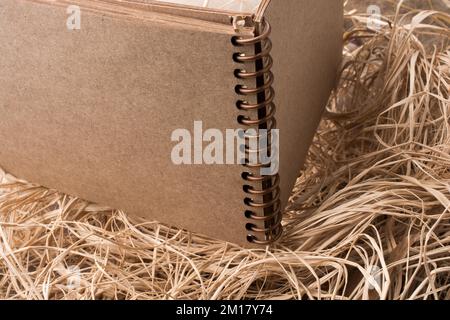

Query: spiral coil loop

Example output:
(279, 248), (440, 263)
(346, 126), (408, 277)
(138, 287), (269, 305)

(232, 18), (283, 245)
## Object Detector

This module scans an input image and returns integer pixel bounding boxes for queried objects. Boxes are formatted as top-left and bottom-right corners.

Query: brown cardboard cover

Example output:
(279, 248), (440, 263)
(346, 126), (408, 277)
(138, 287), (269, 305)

(266, 0), (343, 208)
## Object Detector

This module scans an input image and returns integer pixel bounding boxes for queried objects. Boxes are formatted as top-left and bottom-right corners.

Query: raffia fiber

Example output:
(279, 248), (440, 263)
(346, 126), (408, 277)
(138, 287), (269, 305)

(0, 1), (449, 300)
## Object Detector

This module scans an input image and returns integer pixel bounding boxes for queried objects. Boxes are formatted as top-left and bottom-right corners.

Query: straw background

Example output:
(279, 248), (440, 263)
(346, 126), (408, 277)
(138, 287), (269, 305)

(0, 0), (449, 299)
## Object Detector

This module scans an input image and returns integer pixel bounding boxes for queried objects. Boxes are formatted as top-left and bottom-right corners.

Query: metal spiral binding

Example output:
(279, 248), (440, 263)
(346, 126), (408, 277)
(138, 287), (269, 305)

(231, 18), (283, 245)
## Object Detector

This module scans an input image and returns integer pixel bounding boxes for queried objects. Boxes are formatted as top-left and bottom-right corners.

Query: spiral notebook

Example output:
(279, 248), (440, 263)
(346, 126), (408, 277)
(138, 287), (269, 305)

(0, 0), (342, 247)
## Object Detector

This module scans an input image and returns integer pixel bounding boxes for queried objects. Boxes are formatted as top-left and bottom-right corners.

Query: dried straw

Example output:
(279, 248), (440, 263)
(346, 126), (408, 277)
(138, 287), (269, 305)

(0, 1), (449, 300)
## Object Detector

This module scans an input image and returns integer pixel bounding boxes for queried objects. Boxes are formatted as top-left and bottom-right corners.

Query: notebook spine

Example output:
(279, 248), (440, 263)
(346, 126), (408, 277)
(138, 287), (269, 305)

(232, 18), (283, 245)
